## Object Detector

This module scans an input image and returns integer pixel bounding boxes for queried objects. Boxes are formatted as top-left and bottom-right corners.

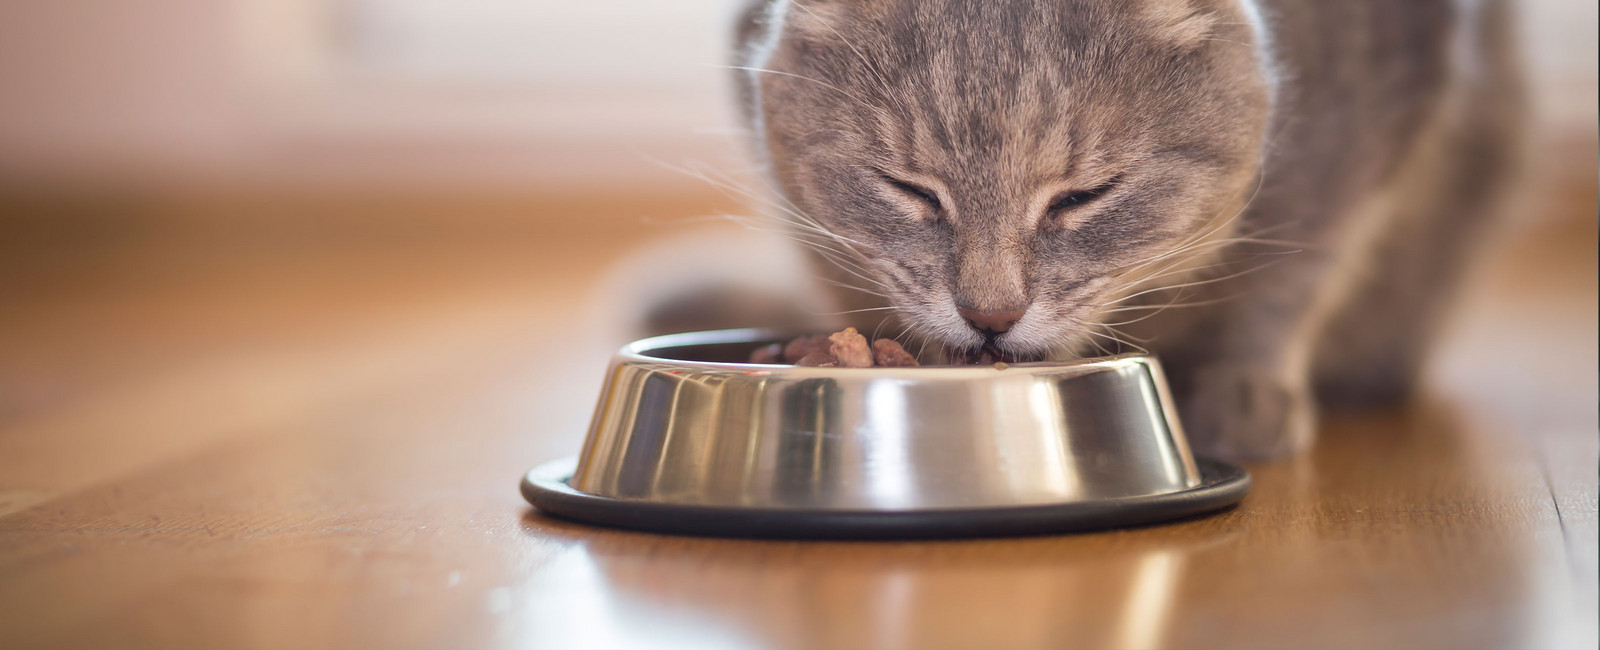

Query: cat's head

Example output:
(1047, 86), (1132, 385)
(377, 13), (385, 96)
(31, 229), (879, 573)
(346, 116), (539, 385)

(742, 0), (1274, 359)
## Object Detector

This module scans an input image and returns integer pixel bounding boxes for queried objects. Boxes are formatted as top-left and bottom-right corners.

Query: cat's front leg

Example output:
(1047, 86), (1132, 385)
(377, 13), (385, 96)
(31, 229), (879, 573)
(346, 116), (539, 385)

(1138, 165), (1410, 458)
(1165, 349), (1318, 459)
(1143, 241), (1353, 460)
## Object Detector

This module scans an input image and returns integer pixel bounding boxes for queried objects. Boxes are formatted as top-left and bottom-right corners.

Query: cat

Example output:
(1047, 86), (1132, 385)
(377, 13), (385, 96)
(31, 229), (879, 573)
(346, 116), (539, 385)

(714, 0), (1522, 458)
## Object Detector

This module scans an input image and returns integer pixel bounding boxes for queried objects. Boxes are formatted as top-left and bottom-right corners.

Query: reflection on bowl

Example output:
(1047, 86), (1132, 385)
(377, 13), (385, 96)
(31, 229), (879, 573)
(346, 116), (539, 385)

(574, 328), (1207, 508)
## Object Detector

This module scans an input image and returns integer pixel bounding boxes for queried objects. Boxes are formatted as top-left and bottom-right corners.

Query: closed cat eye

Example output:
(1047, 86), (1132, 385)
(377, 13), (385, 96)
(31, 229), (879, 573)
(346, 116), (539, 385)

(881, 174), (944, 213)
(1047, 175), (1121, 214)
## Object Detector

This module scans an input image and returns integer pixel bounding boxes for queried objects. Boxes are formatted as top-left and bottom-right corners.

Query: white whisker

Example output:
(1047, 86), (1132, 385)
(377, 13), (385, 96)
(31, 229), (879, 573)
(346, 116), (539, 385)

(1105, 257), (1286, 307)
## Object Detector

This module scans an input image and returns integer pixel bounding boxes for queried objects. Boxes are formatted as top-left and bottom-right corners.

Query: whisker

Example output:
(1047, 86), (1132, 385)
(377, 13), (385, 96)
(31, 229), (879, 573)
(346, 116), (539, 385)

(637, 156), (864, 249)
(1097, 300), (1191, 328)
(815, 276), (890, 299)
(676, 163), (870, 250)
(1105, 163), (1277, 277)
(807, 247), (892, 291)
(710, 64), (878, 112)
(1097, 294), (1242, 314)
(1104, 257), (1286, 306)
(829, 305), (900, 315)
(1082, 326), (1149, 355)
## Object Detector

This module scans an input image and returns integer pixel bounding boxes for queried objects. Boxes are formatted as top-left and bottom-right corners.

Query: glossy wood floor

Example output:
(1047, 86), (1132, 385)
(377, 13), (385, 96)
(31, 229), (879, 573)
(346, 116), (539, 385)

(0, 188), (1594, 649)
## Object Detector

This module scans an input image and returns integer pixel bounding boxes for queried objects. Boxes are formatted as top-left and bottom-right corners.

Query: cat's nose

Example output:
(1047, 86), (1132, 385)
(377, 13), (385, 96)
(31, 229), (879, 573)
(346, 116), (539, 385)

(958, 305), (1026, 336)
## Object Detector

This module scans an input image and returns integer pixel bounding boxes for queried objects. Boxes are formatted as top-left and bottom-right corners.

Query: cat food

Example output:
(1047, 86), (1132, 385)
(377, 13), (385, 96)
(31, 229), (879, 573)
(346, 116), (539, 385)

(748, 330), (1018, 367)
(829, 328), (875, 368)
(873, 339), (919, 367)
(783, 335), (831, 363)
(750, 328), (920, 367)
(795, 352), (838, 367)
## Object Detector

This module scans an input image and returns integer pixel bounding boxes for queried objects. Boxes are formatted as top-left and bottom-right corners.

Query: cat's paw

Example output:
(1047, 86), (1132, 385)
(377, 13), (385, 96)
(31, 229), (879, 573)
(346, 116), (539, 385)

(1177, 363), (1316, 460)
(1313, 361), (1419, 410)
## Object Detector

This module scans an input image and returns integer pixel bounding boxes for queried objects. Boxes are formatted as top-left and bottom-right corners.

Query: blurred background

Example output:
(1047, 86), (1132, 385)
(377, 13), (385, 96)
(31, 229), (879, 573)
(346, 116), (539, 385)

(1, 0), (744, 194)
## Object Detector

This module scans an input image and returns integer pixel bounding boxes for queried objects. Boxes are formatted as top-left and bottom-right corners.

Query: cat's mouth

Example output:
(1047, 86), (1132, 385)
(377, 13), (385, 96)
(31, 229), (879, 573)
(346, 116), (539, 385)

(944, 343), (1047, 365)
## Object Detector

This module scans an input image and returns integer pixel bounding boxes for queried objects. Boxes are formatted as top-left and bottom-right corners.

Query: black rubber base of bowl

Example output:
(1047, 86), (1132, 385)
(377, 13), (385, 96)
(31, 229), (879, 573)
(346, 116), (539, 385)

(521, 457), (1250, 540)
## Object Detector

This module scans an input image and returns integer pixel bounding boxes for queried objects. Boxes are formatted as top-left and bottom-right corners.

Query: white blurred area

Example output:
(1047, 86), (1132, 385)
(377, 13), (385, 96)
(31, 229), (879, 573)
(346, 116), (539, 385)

(0, 0), (748, 195)
(0, 0), (1593, 199)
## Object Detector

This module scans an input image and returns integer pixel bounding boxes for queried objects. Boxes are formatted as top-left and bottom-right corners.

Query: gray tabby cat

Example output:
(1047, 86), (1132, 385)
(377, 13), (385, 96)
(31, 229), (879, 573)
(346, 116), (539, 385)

(726, 0), (1521, 458)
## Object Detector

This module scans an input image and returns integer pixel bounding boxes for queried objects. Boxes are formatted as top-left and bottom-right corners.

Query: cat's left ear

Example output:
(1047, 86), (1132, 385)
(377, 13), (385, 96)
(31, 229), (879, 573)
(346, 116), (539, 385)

(1140, 1), (1220, 51)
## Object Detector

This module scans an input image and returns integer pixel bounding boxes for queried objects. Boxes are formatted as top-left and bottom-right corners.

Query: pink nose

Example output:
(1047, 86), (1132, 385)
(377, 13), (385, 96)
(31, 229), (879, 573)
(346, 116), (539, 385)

(958, 306), (1026, 335)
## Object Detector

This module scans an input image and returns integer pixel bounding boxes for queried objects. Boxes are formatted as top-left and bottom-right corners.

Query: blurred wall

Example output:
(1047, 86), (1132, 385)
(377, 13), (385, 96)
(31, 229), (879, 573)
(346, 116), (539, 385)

(0, 0), (745, 196)
(0, 0), (1593, 201)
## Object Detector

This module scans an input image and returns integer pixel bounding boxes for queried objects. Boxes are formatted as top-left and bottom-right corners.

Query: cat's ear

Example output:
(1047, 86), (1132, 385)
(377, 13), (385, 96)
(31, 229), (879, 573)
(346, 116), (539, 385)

(1140, 1), (1220, 51)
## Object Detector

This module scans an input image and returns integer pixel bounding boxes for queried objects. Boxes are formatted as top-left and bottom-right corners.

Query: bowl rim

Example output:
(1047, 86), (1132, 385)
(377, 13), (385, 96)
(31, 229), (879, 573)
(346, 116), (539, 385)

(619, 327), (1155, 376)
(523, 455), (1250, 539)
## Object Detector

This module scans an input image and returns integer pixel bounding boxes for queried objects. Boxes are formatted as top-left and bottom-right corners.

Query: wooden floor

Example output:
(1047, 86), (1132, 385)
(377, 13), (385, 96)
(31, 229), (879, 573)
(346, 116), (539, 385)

(0, 188), (1594, 649)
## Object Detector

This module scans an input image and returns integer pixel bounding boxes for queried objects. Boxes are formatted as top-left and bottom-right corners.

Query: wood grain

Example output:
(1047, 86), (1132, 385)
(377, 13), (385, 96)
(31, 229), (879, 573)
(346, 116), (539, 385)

(0, 194), (1593, 649)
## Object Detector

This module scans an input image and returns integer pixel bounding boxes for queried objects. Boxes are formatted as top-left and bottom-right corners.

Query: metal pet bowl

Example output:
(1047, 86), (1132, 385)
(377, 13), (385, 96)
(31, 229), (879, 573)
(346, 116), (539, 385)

(521, 328), (1248, 539)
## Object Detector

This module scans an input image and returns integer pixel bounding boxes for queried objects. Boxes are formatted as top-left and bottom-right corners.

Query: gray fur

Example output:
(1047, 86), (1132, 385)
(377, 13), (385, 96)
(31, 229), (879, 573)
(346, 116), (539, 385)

(730, 0), (1522, 458)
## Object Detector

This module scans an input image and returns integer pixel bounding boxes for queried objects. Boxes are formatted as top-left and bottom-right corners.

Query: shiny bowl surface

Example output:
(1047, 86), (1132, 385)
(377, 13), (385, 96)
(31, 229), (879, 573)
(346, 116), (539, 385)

(564, 329), (1202, 511)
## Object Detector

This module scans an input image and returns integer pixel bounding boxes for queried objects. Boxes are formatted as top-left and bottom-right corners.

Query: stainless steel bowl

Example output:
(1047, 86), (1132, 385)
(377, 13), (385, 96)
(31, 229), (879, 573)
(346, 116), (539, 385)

(522, 329), (1248, 538)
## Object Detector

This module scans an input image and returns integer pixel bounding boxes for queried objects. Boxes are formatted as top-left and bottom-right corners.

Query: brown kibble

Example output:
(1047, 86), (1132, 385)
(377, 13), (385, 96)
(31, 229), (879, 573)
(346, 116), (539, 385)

(828, 327), (874, 368)
(872, 338), (920, 367)
(768, 330), (921, 368)
(783, 335), (831, 364)
(795, 352), (838, 367)
(748, 343), (783, 364)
